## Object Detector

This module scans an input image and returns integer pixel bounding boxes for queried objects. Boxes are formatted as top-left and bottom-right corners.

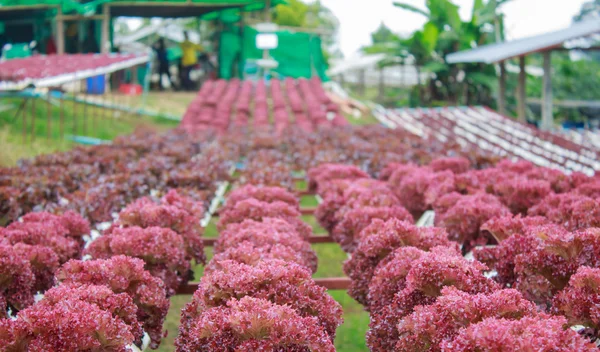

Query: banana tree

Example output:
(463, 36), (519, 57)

(393, 0), (510, 106)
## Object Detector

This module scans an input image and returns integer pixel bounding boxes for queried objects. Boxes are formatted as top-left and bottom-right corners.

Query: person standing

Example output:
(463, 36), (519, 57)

(180, 31), (203, 91)
(153, 38), (175, 90)
(82, 21), (99, 54)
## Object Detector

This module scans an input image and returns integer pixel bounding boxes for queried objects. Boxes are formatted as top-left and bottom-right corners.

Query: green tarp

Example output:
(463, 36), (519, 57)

(0, 0), (278, 17)
(219, 25), (328, 81)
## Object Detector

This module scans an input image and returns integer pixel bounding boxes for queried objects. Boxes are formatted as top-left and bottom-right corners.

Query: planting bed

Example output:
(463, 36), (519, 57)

(0, 53), (149, 90)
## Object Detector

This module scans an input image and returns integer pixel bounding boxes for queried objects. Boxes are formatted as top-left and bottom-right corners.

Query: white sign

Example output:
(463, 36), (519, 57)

(256, 33), (278, 50)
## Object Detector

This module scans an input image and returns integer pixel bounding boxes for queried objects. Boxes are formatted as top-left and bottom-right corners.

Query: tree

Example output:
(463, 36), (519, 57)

(272, 0), (342, 60)
(573, 0), (600, 21)
(371, 23), (398, 44)
(273, 0), (308, 27)
(391, 0), (510, 106)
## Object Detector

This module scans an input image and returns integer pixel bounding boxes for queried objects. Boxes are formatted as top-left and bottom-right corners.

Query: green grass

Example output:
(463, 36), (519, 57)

(0, 95), (179, 167)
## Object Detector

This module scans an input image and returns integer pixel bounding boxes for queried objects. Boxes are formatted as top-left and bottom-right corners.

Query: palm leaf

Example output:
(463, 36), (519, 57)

(393, 2), (430, 17)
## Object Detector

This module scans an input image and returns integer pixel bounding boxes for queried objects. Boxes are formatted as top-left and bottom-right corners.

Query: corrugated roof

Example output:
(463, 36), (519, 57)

(446, 19), (600, 64)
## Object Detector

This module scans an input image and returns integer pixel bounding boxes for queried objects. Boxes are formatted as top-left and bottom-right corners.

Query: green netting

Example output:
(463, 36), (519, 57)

(0, 0), (277, 15)
(200, 0), (286, 23)
(219, 25), (328, 81)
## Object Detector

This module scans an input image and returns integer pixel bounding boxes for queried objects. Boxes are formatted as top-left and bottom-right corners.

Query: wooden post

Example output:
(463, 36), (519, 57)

(378, 67), (385, 100)
(264, 0), (271, 22)
(517, 56), (527, 123)
(101, 4), (110, 54)
(22, 99), (27, 143)
(497, 60), (506, 115)
(359, 69), (366, 97)
(30, 97), (36, 143)
(56, 7), (65, 55)
(47, 91), (52, 139)
(132, 65), (139, 85)
(542, 51), (553, 130)
(59, 89), (64, 139)
(262, 0), (271, 60)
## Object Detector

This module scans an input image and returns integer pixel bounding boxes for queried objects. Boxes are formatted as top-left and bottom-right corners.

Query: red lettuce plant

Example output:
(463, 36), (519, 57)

(392, 168), (456, 218)
(575, 180), (600, 201)
(379, 163), (417, 182)
(39, 284), (144, 343)
(480, 214), (552, 242)
(553, 266), (600, 338)
(492, 177), (553, 214)
(524, 166), (572, 194)
(307, 163), (369, 193)
(528, 193), (600, 230)
(20, 211), (91, 246)
(223, 185), (299, 211)
(12, 243), (59, 293)
(367, 246), (498, 352)
(217, 199), (312, 240)
(176, 296), (335, 352)
(2, 222), (80, 263)
(395, 287), (539, 352)
(85, 226), (190, 296)
(514, 227), (600, 307)
(440, 316), (597, 351)
(332, 206), (414, 253)
(207, 241), (317, 274)
(429, 157), (471, 174)
(0, 243), (35, 312)
(179, 259), (342, 345)
(473, 225), (558, 296)
(115, 191), (205, 265)
(56, 255), (170, 348)
(434, 192), (511, 252)
(344, 219), (452, 306)
(320, 180), (404, 232)
(0, 298), (135, 351)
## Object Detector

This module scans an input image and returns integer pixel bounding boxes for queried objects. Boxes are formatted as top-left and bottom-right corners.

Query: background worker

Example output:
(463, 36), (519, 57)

(180, 31), (203, 91)
(153, 38), (175, 90)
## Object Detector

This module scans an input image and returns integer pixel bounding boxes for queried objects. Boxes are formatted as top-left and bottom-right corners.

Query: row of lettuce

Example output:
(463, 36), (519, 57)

(307, 158), (600, 351)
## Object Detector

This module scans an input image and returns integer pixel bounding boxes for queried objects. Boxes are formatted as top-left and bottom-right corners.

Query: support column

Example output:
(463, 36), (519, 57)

(56, 7), (65, 55)
(101, 4), (110, 54)
(497, 60), (506, 115)
(378, 67), (385, 100)
(517, 56), (527, 123)
(359, 69), (366, 97)
(542, 51), (553, 130)
(262, 0), (271, 60)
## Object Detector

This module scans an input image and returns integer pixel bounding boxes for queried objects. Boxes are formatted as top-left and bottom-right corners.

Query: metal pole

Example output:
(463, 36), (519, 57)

(497, 60), (507, 115)
(517, 56), (527, 123)
(73, 81), (78, 135)
(101, 4), (110, 54)
(83, 88), (88, 136)
(60, 88), (65, 139)
(56, 6), (65, 55)
(47, 91), (52, 139)
(22, 99), (27, 143)
(31, 97), (36, 143)
(542, 51), (553, 130)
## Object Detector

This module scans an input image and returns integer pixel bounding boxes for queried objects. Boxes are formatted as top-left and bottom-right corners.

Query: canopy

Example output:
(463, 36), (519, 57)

(447, 19), (600, 64)
(0, 0), (279, 17)
(201, 0), (286, 23)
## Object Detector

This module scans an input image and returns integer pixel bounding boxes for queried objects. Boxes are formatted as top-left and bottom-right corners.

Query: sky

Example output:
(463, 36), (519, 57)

(320, 0), (589, 56)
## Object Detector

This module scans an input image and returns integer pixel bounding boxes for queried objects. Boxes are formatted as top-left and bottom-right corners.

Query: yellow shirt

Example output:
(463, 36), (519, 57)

(180, 40), (203, 67)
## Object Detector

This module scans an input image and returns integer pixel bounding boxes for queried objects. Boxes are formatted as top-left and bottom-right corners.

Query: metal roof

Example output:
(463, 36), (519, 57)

(446, 19), (600, 64)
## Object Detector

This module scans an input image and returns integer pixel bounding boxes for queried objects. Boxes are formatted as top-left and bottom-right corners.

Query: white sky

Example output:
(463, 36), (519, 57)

(321, 0), (588, 56)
